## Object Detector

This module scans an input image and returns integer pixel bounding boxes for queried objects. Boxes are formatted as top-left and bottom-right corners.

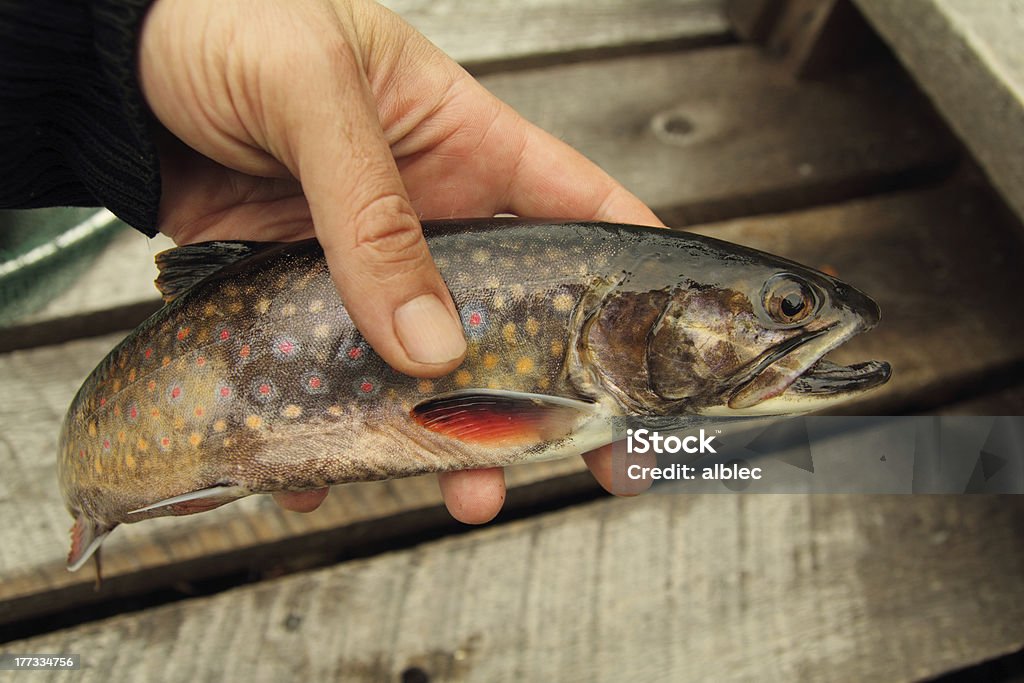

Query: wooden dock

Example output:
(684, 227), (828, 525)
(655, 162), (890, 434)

(2, 1), (1023, 680)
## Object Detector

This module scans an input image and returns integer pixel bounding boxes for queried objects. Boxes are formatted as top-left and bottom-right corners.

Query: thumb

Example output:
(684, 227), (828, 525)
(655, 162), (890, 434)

(292, 65), (466, 378)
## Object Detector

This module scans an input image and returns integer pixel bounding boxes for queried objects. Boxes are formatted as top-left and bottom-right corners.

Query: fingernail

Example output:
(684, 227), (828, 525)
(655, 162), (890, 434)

(394, 294), (466, 364)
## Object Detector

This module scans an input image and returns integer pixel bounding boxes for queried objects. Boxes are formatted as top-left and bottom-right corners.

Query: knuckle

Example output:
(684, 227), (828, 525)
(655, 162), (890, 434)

(352, 194), (429, 276)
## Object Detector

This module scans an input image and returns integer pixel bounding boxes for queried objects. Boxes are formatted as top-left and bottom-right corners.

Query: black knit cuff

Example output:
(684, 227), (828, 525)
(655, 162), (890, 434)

(0, 0), (161, 236)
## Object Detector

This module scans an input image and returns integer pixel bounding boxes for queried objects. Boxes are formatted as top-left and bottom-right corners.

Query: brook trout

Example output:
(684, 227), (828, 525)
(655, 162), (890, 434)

(59, 219), (890, 571)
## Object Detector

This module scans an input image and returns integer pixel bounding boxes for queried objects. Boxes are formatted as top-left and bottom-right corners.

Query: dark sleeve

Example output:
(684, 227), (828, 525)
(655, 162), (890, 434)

(0, 0), (161, 236)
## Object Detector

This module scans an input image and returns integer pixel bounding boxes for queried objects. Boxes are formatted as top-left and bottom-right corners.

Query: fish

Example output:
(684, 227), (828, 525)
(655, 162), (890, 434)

(59, 219), (891, 572)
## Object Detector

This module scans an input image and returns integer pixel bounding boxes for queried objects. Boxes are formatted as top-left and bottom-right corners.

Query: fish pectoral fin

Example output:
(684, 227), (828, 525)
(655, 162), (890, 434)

(67, 515), (113, 572)
(128, 484), (251, 516)
(411, 389), (596, 446)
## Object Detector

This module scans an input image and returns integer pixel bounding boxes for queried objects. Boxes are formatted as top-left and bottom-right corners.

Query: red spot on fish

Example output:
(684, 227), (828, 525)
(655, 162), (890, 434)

(78, 449), (85, 459)
(196, 356), (206, 367)
(148, 380), (157, 392)
(239, 344), (251, 359)
(219, 385), (232, 398)
(99, 398), (107, 407)
(195, 406), (205, 417)
(259, 383), (271, 395)
(278, 340), (295, 355)
(219, 329), (231, 341)
(360, 381), (373, 393)
(177, 327), (190, 341)
(128, 405), (138, 420)
(160, 437), (171, 448)
(309, 376), (322, 389)
(469, 312), (482, 327)
(347, 347), (362, 360)
(144, 348), (153, 360)
(172, 387), (181, 398)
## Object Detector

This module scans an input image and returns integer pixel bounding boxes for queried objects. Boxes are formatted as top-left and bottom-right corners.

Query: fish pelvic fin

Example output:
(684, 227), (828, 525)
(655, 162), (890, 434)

(154, 241), (279, 302)
(411, 389), (596, 447)
(67, 515), (113, 573)
(128, 484), (251, 516)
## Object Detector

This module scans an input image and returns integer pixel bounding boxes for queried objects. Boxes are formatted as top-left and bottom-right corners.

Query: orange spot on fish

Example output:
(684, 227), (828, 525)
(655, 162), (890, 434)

(128, 368), (137, 382)
(213, 419), (227, 432)
(455, 370), (472, 387)
(516, 357), (535, 374)
(137, 438), (148, 452)
(483, 354), (499, 369)
(418, 380), (434, 393)
(194, 406), (205, 417)
(150, 408), (160, 418)
(88, 422), (97, 437)
(503, 323), (517, 344)
(196, 356), (206, 367)
(246, 415), (262, 429)
(327, 405), (343, 417)
(239, 345), (251, 358)
(148, 380), (157, 392)
(281, 404), (302, 418)
(162, 356), (171, 367)
(189, 432), (202, 447)
(525, 318), (540, 336)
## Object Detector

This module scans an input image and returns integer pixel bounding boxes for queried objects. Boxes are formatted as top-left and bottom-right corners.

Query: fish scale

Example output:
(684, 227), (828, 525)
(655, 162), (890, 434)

(59, 218), (891, 572)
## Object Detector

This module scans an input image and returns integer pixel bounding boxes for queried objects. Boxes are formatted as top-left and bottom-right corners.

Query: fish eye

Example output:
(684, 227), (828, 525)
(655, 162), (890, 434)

(762, 274), (817, 326)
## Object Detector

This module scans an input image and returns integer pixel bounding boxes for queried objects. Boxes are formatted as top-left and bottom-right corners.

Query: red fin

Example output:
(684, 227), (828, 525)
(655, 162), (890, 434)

(411, 389), (595, 446)
(67, 515), (112, 573)
(128, 484), (250, 516)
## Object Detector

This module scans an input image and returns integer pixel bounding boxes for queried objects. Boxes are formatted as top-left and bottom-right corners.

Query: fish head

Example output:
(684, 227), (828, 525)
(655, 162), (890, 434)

(586, 239), (890, 416)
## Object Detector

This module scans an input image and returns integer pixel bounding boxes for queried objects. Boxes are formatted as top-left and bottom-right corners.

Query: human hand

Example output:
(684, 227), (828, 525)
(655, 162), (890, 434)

(138, 0), (663, 522)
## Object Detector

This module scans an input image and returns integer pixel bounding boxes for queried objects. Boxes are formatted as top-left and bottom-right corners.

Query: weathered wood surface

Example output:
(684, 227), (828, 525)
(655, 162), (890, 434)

(8, 494), (1023, 682)
(3, 177), (1021, 630)
(0, 45), (957, 350)
(380, 0), (732, 71)
(855, 0), (1024, 228)
(732, 0), (879, 78)
(482, 46), (956, 226)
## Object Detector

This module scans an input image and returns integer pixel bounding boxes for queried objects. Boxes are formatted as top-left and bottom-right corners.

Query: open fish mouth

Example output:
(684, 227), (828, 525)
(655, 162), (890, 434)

(723, 324), (891, 415)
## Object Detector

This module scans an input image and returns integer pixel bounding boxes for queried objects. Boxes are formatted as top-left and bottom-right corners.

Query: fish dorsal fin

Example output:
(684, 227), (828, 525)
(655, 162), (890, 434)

(154, 241), (276, 303)
(411, 389), (596, 446)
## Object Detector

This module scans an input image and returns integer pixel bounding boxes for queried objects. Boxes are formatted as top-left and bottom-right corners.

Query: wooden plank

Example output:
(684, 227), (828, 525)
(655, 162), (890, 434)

(7, 495), (1023, 681)
(726, 0), (783, 41)
(468, 46), (957, 226)
(688, 179), (1024, 415)
(728, 0), (882, 78)
(379, 0), (732, 72)
(3, 178), (1021, 629)
(0, 230), (173, 353)
(855, 0), (1024, 228)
